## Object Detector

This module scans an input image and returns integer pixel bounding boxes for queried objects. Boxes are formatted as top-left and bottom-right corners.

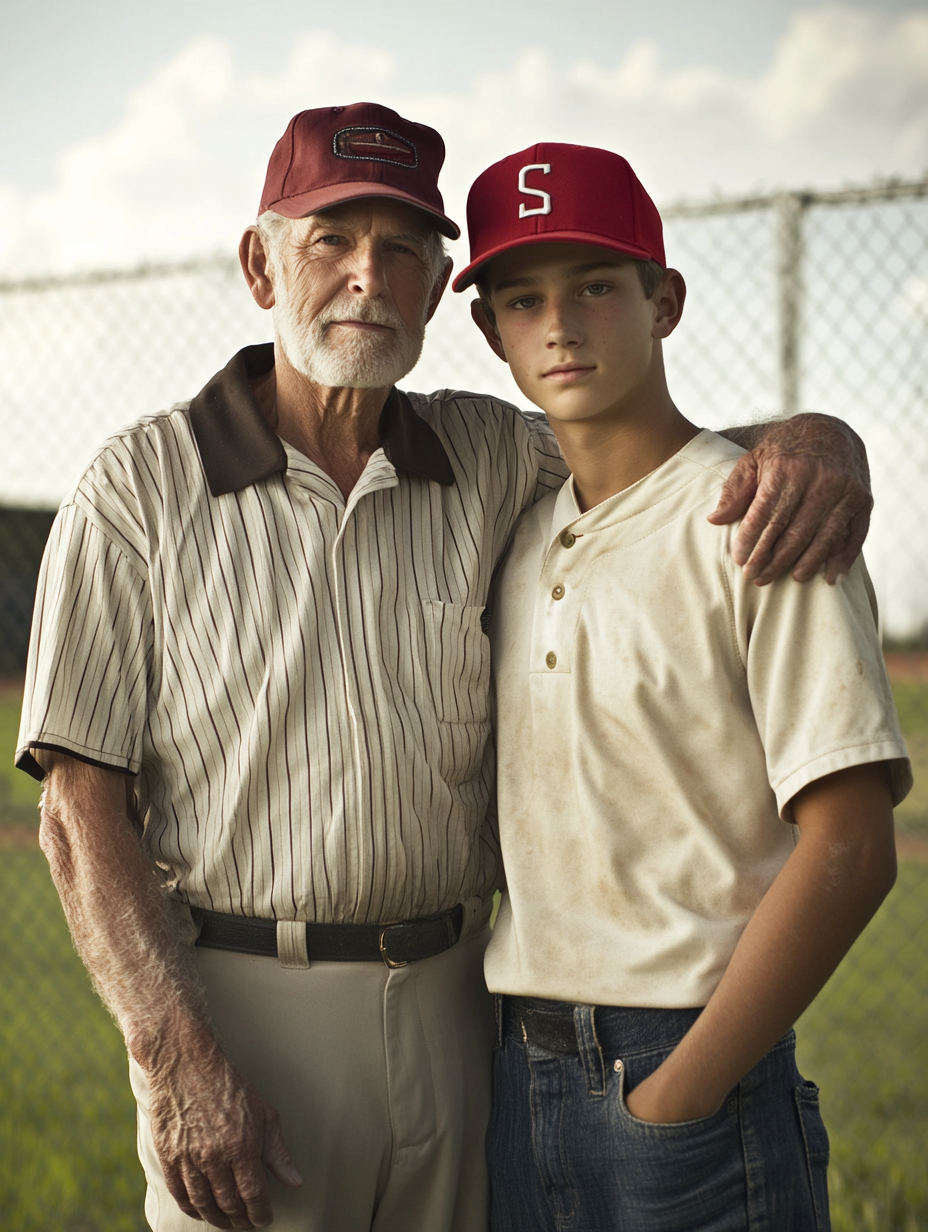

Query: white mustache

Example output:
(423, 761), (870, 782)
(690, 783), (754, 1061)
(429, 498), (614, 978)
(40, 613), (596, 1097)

(317, 298), (404, 331)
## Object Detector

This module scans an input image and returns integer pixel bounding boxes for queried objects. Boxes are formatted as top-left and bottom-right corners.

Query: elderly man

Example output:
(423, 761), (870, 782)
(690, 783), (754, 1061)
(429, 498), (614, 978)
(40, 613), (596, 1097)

(18, 103), (871, 1232)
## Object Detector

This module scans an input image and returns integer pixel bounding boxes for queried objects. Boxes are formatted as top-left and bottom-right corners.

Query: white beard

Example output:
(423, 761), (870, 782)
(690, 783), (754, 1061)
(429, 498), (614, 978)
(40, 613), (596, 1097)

(273, 284), (426, 389)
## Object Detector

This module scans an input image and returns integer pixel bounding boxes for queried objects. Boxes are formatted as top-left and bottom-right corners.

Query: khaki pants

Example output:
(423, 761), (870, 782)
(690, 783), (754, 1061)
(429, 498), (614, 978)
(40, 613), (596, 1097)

(131, 920), (495, 1232)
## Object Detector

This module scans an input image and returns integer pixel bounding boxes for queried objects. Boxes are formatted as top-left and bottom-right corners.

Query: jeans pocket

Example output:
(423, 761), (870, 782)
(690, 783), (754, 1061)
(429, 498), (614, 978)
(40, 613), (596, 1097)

(609, 1063), (746, 1224)
(795, 1080), (831, 1230)
(615, 1061), (728, 1133)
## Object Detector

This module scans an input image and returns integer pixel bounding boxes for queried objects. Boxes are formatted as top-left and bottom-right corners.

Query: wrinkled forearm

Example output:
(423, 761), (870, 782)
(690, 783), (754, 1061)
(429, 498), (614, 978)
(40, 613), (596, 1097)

(38, 755), (299, 1226)
(717, 422), (775, 452)
(721, 412), (869, 483)
(38, 757), (218, 1074)
(709, 410), (872, 584)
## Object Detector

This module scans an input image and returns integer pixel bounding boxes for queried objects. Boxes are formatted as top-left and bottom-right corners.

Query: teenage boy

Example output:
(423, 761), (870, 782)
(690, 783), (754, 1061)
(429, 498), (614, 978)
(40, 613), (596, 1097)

(452, 144), (912, 1232)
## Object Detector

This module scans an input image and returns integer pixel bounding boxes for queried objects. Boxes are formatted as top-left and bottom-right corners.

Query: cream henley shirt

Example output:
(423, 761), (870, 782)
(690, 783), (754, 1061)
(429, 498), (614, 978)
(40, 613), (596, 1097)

(486, 429), (911, 1008)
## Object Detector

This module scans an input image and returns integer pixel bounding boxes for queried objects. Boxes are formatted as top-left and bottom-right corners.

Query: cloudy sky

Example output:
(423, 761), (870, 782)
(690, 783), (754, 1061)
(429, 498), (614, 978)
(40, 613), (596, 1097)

(1, 0), (926, 276)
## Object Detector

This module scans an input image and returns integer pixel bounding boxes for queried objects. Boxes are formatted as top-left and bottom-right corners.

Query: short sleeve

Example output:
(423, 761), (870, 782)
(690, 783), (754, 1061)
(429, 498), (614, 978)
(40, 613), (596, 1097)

(16, 503), (153, 781)
(734, 555), (912, 816)
(522, 412), (568, 503)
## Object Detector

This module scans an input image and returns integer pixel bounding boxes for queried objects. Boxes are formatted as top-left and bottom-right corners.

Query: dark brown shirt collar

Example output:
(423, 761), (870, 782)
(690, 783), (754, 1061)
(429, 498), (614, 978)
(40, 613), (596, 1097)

(188, 343), (455, 497)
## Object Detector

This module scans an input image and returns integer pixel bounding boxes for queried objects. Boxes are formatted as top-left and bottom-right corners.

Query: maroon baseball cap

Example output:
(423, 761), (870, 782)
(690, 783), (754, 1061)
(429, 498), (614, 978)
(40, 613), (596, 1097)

(452, 142), (664, 292)
(258, 102), (460, 239)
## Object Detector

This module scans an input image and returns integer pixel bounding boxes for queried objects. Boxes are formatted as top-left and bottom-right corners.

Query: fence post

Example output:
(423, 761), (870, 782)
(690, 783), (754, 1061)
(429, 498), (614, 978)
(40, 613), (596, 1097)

(776, 192), (805, 416)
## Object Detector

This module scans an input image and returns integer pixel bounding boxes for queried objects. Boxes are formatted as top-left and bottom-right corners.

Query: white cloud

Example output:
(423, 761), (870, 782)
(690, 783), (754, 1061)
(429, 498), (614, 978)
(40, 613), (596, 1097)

(0, 6), (925, 275)
(758, 7), (928, 140)
(424, 5), (928, 205)
(245, 31), (395, 108)
(0, 38), (244, 272)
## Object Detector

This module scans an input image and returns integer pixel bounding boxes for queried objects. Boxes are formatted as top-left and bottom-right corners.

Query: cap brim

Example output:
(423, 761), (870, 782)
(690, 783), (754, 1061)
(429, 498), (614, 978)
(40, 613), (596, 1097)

(263, 181), (460, 240)
(451, 230), (658, 292)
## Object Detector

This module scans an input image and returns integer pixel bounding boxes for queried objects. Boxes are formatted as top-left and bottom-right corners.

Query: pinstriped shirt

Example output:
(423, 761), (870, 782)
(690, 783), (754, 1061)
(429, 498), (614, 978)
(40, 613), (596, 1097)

(17, 344), (566, 923)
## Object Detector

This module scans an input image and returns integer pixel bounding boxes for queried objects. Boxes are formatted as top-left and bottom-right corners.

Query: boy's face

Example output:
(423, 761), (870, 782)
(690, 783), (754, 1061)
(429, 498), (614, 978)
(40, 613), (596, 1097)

(472, 242), (680, 429)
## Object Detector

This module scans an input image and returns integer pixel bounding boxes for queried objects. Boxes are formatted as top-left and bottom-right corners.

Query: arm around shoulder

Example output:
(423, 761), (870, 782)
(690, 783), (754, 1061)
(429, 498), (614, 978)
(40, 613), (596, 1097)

(712, 412), (871, 586)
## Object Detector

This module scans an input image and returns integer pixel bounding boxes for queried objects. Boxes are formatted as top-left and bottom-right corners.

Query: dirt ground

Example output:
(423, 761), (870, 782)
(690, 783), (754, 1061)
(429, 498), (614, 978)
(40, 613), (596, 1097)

(884, 650), (928, 682)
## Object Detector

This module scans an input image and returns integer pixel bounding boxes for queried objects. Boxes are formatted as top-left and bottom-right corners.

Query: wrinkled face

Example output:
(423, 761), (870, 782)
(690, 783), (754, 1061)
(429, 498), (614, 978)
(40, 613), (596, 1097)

(271, 199), (440, 389)
(483, 242), (664, 427)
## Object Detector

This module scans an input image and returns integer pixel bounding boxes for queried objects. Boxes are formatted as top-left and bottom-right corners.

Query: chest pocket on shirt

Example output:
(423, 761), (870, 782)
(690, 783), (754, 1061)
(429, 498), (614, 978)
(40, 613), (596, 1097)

(421, 600), (491, 784)
(421, 601), (491, 724)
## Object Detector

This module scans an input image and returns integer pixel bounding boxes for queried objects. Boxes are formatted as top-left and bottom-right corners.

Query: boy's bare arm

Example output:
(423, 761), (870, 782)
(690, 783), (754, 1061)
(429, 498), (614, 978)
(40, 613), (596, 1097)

(624, 761), (896, 1125)
(37, 752), (302, 1229)
(712, 413), (871, 586)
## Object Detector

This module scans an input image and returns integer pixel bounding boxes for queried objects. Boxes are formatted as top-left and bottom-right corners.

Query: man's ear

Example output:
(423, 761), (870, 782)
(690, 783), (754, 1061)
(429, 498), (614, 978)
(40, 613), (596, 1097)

(240, 227), (276, 310)
(652, 269), (686, 340)
(425, 256), (453, 323)
(470, 298), (508, 362)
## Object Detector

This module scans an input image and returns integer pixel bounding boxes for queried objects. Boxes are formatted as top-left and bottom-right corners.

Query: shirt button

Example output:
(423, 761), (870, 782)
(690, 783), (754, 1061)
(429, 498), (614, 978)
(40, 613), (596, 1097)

(551, 584), (565, 600)
(545, 651), (557, 669)
(560, 530), (576, 549)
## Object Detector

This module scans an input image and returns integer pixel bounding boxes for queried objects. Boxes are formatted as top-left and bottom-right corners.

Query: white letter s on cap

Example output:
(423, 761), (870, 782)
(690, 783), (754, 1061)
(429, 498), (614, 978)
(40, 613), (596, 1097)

(518, 163), (552, 218)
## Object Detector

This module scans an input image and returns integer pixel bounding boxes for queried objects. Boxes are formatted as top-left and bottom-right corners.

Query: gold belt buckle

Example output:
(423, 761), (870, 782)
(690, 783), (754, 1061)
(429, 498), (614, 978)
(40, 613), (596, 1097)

(379, 923), (410, 969)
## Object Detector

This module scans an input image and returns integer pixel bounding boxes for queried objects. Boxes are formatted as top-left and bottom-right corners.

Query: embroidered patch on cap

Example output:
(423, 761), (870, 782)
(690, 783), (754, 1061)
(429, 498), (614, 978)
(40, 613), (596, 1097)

(333, 127), (418, 169)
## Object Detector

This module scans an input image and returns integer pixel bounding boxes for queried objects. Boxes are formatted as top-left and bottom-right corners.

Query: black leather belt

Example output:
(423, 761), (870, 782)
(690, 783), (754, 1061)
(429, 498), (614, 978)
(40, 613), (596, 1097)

(505, 1000), (581, 1054)
(191, 904), (464, 968)
(503, 996), (704, 1056)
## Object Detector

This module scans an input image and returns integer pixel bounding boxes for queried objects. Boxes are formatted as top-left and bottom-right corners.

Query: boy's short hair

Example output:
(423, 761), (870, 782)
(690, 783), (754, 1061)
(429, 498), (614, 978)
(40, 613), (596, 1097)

(453, 142), (665, 295)
(632, 258), (666, 299)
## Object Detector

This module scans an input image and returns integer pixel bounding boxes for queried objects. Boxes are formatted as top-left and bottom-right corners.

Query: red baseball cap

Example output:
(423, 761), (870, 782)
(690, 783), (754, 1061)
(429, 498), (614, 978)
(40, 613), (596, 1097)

(452, 142), (664, 292)
(259, 102), (460, 239)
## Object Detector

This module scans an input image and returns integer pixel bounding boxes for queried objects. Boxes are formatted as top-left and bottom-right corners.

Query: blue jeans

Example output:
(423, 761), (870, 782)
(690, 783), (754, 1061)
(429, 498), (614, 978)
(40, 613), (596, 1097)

(488, 996), (830, 1232)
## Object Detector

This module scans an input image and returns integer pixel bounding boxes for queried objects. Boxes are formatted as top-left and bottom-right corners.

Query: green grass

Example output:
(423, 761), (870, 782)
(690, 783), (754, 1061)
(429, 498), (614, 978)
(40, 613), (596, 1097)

(796, 860), (928, 1230)
(0, 680), (42, 828)
(891, 681), (928, 736)
(891, 682), (928, 835)
(1, 681), (927, 1229)
(0, 849), (146, 1232)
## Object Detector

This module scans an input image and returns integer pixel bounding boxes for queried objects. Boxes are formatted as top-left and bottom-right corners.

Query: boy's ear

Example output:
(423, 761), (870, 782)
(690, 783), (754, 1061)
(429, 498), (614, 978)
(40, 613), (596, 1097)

(652, 269), (686, 340)
(470, 298), (509, 363)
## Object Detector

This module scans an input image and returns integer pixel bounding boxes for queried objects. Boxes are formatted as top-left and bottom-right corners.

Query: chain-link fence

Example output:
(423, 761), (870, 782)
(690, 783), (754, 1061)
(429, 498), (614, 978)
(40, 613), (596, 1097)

(1, 178), (927, 1230)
